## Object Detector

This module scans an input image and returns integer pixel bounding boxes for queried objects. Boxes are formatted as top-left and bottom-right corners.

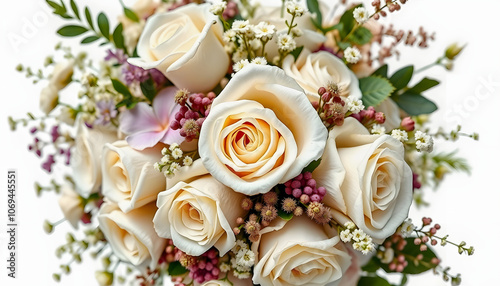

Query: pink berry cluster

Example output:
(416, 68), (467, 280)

(350, 106), (386, 130)
(175, 249), (220, 285)
(313, 86), (347, 127)
(371, 0), (409, 20)
(171, 91), (215, 142)
(284, 172), (326, 204)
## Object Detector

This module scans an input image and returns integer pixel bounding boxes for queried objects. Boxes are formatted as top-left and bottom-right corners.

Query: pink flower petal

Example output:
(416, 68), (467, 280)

(153, 87), (179, 127)
(160, 128), (184, 145)
(120, 102), (162, 134)
(126, 130), (167, 150)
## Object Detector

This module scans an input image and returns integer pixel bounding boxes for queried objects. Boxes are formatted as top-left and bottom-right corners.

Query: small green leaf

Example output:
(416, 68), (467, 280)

(81, 35), (100, 44)
(306, 0), (323, 31)
(302, 158), (322, 173)
(46, 0), (68, 16)
(85, 7), (94, 30)
(111, 79), (133, 98)
(372, 64), (388, 78)
(70, 0), (80, 20)
(337, 41), (351, 50)
(140, 77), (156, 102)
(124, 8), (140, 22)
(112, 23), (125, 50)
(408, 78), (440, 94)
(359, 76), (395, 107)
(322, 22), (343, 33)
(167, 261), (188, 276)
(392, 92), (438, 116)
(97, 12), (110, 39)
(357, 276), (392, 286)
(349, 27), (373, 45)
(290, 46), (304, 61)
(57, 25), (88, 37)
(278, 209), (294, 221)
(361, 258), (380, 273)
(389, 65), (414, 90)
(338, 4), (362, 40)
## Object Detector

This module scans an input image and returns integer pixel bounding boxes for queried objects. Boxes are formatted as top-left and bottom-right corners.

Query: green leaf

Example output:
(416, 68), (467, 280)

(97, 12), (110, 39)
(337, 41), (351, 50)
(400, 274), (408, 286)
(85, 7), (94, 30)
(124, 7), (140, 22)
(46, 0), (68, 16)
(358, 276), (392, 286)
(302, 158), (322, 173)
(338, 4), (361, 40)
(349, 27), (373, 45)
(392, 92), (438, 115)
(361, 258), (380, 273)
(408, 78), (440, 94)
(57, 25), (88, 37)
(306, 0), (323, 31)
(372, 64), (388, 78)
(70, 0), (80, 20)
(167, 261), (188, 276)
(140, 77), (156, 103)
(389, 66), (414, 90)
(81, 35), (100, 44)
(290, 46), (304, 61)
(112, 23), (125, 50)
(359, 76), (395, 107)
(111, 79), (133, 98)
(278, 209), (294, 221)
(322, 22), (343, 33)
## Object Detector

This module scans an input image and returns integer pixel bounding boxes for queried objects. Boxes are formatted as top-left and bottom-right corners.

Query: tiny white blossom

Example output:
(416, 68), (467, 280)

(371, 124), (386, 135)
(209, 1), (226, 15)
(391, 129), (409, 142)
(161, 147), (168, 155)
(232, 20), (250, 34)
(400, 218), (415, 237)
(291, 27), (303, 37)
(182, 156), (193, 166)
(153, 162), (161, 172)
(340, 229), (352, 243)
(415, 130), (434, 152)
(344, 46), (362, 64)
(346, 96), (364, 114)
(344, 222), (356, 230)
(232, 48), (249, 63)
(161, 155), (170, 163)
(169, 143), (179, 151)
(353, 7), (369, 24)
(251, 57), (267, 65)
(277, 34), (296, 52)
(233, 270), (251, 279)
(219, 263), (231, 273)
(361, 242), (375, 255)
(233, 59), (250, 73)
(352, 229), (366, 242)
(253, 22), (275, 40)
(232, 240), (249, 253)
(169, 162), (181, 173)
(223, 30), (237, 43)
(286, 1), (306, 17)
(236, 249), (255, 268)
(171, 148), (183, 159)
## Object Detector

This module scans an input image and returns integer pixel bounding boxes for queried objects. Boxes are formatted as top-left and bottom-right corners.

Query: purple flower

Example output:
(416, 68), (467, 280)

(94, 100), (118, 126)
(120, 87), (183, 150)
(105, 49), (127, 64)
(123, 64), (150, 85)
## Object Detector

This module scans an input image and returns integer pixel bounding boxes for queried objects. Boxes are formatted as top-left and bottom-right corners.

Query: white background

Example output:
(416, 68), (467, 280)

(0, 0), (499, 285)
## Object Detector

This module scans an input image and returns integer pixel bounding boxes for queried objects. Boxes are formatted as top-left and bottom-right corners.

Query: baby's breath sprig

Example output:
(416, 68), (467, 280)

(155, 144), (197, 178)
(338, 222), (376, 255)
(432, 125), (479, 141)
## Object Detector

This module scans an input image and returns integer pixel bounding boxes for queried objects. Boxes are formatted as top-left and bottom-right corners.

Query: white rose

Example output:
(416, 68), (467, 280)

(98, 202), (166, 268)
(58, 184), (84, 229)
(252, 216), (351, 286)
(153, 160), (245, 256)
(101, 141), (165, 213)
(314, 118), (413, 243)
(50, 60), (74, 90)
(128, 3), (229, 92)
(282, 49), (362, 101)
(199, 64), (327, 195)
(71, 117), (119, 197)
(250, 5), (326, 60)
(39, 84), (59, 115)
(200, 280), (233, 286)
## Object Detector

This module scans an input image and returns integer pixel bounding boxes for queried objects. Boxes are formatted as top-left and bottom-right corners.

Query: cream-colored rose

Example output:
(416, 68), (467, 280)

(128, 3), (229, 92)
(39, 84), (59, 115)
(200, 280), (232, 286)
(58, 184), (84, 229)
(101, 141), (165, 213)
(98, 202), (166, 268)
(199, 64), (327, 195)
(282, 49), (362, 102)
(153, 161), (245, 256)
(314, 118), (413, 243)
(252, 216), (351, 286)
(376, 98), (403, 131)
(50, 60), (75, 90)
(71, 117), (119, 197)
(250, 5), (326, 60)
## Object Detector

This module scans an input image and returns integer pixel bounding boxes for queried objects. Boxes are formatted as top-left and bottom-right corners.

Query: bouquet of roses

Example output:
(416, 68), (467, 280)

(10, 0), (478, 285)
